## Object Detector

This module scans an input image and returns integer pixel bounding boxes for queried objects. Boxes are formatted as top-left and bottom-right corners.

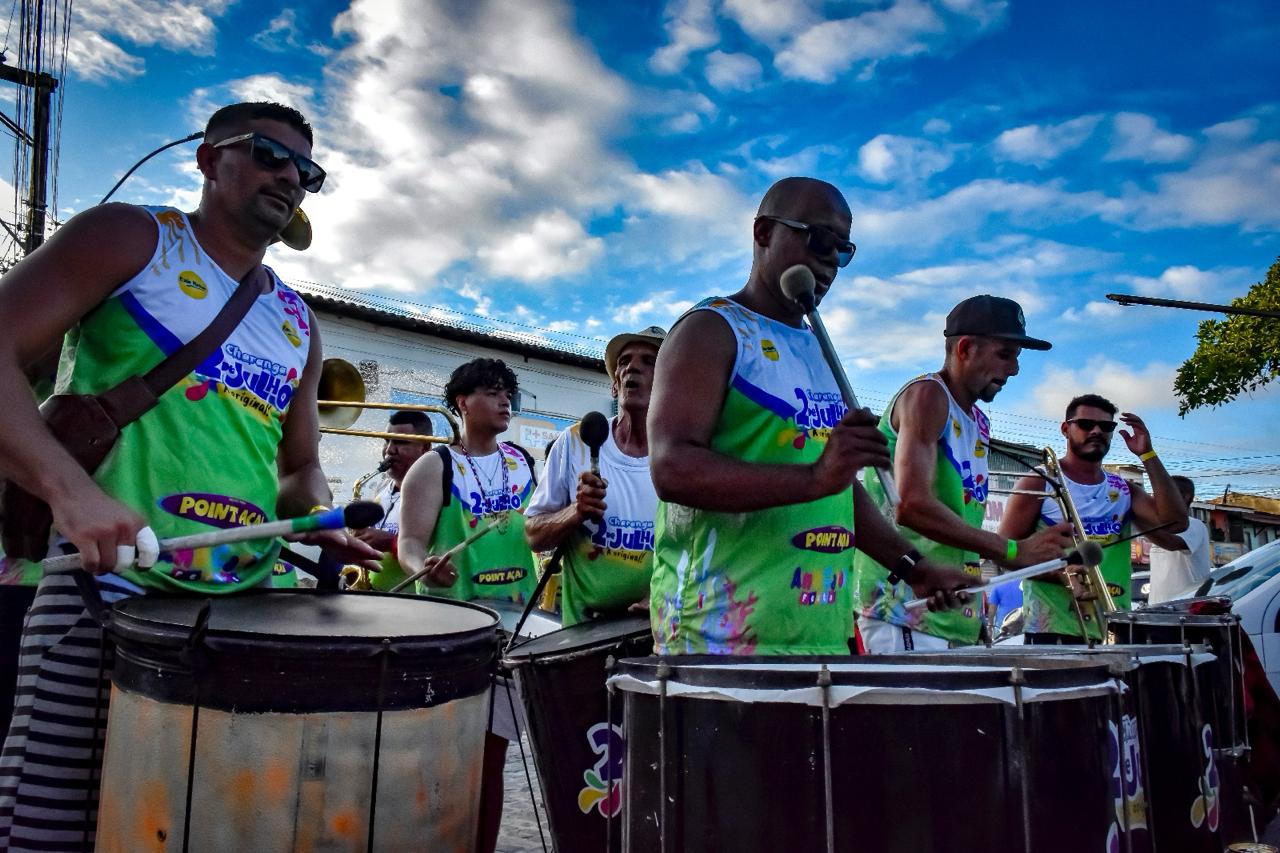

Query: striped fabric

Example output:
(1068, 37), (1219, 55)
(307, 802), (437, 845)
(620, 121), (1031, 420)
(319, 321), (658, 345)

(0, 572), (137, 852)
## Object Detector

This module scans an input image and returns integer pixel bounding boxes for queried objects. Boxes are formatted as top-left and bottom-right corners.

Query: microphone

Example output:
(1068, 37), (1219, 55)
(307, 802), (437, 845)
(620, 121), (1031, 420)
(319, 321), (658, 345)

(780, 264), (901, 508)
(579, 410), (609, 477)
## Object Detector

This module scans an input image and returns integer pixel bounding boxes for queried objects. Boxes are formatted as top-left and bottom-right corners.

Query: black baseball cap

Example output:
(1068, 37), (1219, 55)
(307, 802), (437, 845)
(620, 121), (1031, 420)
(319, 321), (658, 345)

(944, 295), (1052, 351)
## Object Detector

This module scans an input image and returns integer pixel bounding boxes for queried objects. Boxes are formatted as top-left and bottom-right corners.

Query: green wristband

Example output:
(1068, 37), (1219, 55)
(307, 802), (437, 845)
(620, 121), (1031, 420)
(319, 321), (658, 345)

(1005, 539), (1018, 561)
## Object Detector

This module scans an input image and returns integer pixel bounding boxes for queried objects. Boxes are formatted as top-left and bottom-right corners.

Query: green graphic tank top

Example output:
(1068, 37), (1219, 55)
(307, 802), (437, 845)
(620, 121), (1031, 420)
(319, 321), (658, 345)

(1023, 470), (1133, 640)
(57, 207), (309, 593)
(421, 444), (539, 603)
(853, 374), (988, 645)
(650, 298), (855, 655)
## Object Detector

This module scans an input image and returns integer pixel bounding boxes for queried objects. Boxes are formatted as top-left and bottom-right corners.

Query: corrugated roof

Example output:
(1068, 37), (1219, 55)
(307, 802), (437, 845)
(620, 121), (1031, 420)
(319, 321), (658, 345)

(292, 281), (607, 371)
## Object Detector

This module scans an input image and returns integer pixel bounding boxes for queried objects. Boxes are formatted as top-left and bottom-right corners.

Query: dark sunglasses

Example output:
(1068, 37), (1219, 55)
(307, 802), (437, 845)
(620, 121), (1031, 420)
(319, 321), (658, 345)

(213, 132), (326, 193)
(1067, 418), (1117, 433)
(757, 216), (856, 267)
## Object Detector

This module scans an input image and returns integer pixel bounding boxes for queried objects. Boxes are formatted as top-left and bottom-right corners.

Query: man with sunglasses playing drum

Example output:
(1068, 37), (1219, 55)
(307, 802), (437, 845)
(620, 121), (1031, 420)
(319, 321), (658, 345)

(648, 176), (970, 656)
(0, 102), (375, 851)
(1000, 394), (1187, 644)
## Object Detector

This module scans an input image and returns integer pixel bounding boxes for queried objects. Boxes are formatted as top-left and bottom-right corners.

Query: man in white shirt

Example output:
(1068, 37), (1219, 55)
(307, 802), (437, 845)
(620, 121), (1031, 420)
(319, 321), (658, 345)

(1147, 475), (1211, 603)
(525, 326), (663, 625)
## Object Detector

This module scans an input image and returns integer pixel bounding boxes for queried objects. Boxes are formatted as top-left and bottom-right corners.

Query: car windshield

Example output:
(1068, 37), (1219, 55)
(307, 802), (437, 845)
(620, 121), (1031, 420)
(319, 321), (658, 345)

(1196, 540), (1280, 600)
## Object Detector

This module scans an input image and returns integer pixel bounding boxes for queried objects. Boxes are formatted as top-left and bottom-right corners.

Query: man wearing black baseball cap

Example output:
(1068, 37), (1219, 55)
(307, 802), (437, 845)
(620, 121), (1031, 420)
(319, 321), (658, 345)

(853, 294), (1073, 653)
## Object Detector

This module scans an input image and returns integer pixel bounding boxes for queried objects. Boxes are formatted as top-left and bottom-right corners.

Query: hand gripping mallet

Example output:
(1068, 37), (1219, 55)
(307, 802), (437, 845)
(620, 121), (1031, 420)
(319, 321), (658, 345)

(779, 264), (900, 506)
(41, 502), (386, 575)
(506, 410), (611, 651)
(902, 540), (1104, 611)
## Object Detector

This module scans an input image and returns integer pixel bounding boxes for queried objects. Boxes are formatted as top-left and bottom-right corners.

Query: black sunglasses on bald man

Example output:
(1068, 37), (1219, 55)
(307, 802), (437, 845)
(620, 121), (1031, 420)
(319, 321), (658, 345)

(1067, 418), (1117, 433)
(213, 132), (327, 193)
(757, 215), (856, 268)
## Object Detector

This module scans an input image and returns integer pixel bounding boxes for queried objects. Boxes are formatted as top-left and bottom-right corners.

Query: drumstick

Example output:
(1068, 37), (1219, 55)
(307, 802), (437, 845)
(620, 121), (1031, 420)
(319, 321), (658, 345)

(902, 541), (1104, 611)
(41, 502), (386, 575)
(388, 516), (502, 593)
(780, 264), (900, 507)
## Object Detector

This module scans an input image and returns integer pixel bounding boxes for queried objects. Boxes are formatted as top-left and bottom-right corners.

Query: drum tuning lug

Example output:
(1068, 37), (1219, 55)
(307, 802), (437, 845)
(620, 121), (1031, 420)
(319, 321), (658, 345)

(655, 661), (672, 680)
(605, 655), (617, 672)
(816, 665), (832, 688)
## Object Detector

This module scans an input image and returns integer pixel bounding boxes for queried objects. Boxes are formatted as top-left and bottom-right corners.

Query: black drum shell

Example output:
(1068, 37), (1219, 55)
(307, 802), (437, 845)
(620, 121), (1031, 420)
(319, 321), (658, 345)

(920, 645), (1227, 853)
(108, 590), (499, 713)
(614, 655), (1120, 853)
(504, 615), (653, 853)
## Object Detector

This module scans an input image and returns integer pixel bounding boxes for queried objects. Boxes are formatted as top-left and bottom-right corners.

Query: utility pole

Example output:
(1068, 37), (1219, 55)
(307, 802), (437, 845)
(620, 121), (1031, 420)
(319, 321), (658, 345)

(0, 63), (59, 254)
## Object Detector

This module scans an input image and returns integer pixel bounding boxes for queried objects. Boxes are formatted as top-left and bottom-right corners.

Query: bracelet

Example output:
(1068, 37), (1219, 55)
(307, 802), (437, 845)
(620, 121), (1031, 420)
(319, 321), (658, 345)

(1005, 539), (1018, 562)
(886, 549), (923, 586)
(1139, 450), (1158, 462)
(309, 505), (332, 515)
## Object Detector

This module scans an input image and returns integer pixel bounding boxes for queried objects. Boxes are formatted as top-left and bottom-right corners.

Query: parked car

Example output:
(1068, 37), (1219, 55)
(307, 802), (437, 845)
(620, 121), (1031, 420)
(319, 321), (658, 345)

(1186, 539), (1280, 696)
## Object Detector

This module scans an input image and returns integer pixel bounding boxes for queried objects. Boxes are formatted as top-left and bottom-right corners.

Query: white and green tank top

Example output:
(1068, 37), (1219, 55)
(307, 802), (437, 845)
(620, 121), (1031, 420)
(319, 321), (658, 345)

(421, 444), (539, 603)
(525, 418), (656, 626)
(852, 374), (988, 645)
(650, 297), (856, 655)
(1023, 470), (1133, 639)
(57, 207), (309, 593)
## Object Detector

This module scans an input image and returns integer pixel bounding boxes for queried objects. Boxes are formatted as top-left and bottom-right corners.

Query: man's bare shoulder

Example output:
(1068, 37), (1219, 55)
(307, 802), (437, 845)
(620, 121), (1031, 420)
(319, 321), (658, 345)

(895, 377), (948, 432)
(662, 307), (735, 359)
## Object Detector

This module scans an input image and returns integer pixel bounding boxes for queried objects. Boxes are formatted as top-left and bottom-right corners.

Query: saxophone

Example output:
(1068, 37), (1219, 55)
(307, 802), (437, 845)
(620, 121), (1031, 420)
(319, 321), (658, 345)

(342, 460), (391, 590)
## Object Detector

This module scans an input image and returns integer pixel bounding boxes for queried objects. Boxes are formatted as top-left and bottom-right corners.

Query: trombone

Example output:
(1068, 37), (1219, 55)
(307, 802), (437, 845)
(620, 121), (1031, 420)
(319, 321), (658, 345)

(317, 358), (460, 445)
(989, 446), (1116, 644)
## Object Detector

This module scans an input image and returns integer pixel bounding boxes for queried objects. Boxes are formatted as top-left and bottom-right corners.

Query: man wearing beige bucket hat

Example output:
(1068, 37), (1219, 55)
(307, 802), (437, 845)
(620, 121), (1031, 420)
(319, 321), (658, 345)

(526, 325), (664, 625)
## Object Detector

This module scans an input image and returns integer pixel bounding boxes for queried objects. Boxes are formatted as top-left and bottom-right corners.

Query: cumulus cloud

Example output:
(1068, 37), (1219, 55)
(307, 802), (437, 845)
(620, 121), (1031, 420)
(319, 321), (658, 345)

(650, 0), (719, 73)
(1106, 112), (1194, 163)
(722, 0), (820, 41)
(857, 134), (956, 184)
(1117, 264), (1255, 300)
(1123, 139), (1280, 231)
(1026, 357), (1179, 420)
(261, 0), (633, 291)
(705, 51), (764, 91)
(251, 9), (326, 55)
(993, 115), (1102, 166)
(772, 0), (1009, 84)
(67, 0), (235, 81)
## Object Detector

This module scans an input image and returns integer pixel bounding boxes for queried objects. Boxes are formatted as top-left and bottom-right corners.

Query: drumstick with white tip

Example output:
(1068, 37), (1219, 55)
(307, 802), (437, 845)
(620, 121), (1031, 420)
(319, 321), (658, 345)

(902, 541), (1104, 611)
(41, 502), (387, 575)
(780, 264), (900, 506)
(389, 516), (504, 593)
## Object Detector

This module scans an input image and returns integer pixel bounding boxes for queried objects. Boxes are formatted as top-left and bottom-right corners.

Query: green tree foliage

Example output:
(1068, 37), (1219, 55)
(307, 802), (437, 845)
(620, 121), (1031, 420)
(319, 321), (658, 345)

(1175, 256), (1280, 415)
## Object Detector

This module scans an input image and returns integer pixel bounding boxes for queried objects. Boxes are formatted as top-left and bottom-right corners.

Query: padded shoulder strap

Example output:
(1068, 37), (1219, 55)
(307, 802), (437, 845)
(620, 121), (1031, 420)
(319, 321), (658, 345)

(435, 444), (454, 507)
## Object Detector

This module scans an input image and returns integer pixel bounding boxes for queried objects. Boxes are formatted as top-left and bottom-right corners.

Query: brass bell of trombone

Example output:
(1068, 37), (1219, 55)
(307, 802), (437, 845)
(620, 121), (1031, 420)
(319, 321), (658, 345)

(316, 358), (460, 445)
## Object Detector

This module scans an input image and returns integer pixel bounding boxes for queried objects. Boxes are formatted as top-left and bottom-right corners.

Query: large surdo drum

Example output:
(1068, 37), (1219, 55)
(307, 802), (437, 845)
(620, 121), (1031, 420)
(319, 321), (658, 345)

(97, 591), (499, 852)
(503, 615), (653, 853)
(611, 655), (1124, 853)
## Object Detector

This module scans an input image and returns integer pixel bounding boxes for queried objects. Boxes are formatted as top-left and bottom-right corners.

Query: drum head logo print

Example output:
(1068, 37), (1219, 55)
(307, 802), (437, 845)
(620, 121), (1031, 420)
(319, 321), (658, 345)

(577, 722), (624, 818)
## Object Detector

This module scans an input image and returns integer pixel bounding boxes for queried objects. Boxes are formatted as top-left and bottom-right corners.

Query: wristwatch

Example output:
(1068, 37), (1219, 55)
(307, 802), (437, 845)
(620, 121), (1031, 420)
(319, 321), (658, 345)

(887, 549), (923, 586)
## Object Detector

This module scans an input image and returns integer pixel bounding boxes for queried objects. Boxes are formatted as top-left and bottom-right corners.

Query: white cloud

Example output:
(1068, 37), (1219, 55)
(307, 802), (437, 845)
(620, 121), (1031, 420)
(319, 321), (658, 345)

(857, 134), (955, 184)
(722, 0), (819, 41)
(993, 115), (1102, 166)
(705, 51), (763, 91)
(1125, 139), (1280, 231)
(65, 31), (144, 82)
(650, 0), (719, 74)
(1106, 112), (1194, 163)
(68, 0), (235, 81)
(476, 209), (605, 282)
(1026, 357), (1179, 420)
(923, 117), (952, 135)
(1204, 117), (1258, 142)
(773, 0), (1009, 84)
(610, 290), (696, 327)
(1117, 264), (1254, 300)
(252, 9), (309, 54)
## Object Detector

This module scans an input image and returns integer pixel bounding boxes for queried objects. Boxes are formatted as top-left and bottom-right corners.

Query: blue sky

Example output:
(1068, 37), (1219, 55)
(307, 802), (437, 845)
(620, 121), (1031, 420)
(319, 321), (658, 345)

(7, 0), (1280, 494)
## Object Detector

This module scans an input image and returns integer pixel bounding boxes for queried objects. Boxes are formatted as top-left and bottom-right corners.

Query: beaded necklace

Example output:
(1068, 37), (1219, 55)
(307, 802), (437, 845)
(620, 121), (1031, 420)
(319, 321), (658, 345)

(460, 441), (510, 517)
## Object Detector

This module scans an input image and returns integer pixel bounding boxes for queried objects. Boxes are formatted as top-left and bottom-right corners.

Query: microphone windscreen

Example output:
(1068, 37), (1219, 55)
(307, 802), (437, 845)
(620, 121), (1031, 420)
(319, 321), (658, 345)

(780, 264), (817, 310)
(343, 501), (386, 529)
(1077, 540), (1104, 567)
(580, 411), (610, 454)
